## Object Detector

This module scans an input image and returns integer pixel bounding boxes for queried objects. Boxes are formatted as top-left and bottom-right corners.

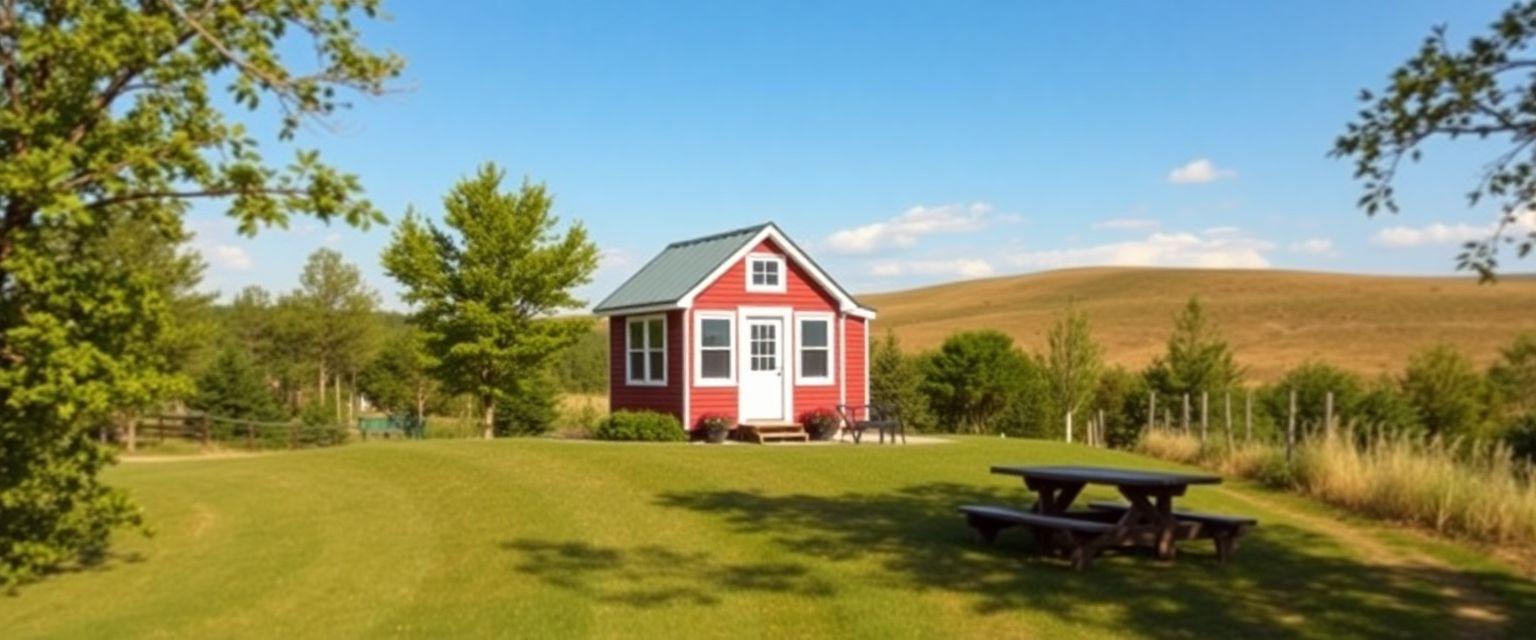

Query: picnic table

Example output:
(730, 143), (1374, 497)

(959, 465), (1255, 569)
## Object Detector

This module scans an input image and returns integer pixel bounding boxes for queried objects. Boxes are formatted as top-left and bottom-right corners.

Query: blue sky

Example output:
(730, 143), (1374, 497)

(186, 0), (1524, 310)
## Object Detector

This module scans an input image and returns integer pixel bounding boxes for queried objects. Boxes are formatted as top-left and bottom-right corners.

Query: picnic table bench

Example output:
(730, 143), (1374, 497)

(959, 465), (1257, 570)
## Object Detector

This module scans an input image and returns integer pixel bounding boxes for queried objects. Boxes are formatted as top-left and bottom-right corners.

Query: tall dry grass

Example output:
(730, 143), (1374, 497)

(1137, 427), (1536, 547)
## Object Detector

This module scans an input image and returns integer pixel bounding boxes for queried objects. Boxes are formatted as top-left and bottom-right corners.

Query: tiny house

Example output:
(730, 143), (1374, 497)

(593, 223), (877, 432)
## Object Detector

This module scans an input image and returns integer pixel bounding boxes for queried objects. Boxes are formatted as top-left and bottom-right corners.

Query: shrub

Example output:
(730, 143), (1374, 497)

(1257, 361), (1365, 435)
(1505, 414), (1536, 463)
(870, 332), (934, 432)
(595, 410), (685, 442)
(297, 401), (348, 447)
(921, 330), (1034, 434)
(1401, 343), (1491, 438)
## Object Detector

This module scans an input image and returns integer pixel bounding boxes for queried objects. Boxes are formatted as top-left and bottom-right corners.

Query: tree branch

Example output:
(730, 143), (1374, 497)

(86, 186), (304, 210)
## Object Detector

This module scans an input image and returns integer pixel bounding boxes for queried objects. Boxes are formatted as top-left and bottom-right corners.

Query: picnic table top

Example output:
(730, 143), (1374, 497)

(989, 465), (1222, 488)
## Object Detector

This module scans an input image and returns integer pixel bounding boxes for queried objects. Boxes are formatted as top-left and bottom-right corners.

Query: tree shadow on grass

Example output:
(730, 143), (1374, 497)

(499, 540), (834, 608)
(654, 483), (1536, 639)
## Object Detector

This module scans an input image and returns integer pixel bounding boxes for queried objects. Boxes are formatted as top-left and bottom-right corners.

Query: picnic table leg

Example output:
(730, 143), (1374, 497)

(1023, 478), (1084, 515)
(1118, 486), (1184, 560)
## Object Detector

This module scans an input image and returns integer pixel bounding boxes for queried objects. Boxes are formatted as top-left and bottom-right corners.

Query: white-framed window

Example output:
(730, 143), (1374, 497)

(745, 254), (787, 293)
(694, 312), (735, 386)
(626, 315), (666, 386)
(795, 312), (835, 385)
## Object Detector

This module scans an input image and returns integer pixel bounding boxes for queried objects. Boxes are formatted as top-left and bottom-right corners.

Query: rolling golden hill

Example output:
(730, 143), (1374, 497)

(859, 267), (1536, 382)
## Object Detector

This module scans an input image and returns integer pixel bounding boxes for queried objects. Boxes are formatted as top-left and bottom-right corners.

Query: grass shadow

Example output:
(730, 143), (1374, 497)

(499, 539), (834, 608)
(655, 482), (1536, 638)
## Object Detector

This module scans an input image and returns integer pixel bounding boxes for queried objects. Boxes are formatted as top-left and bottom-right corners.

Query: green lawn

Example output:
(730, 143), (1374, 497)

(3, 438), (1533, 638)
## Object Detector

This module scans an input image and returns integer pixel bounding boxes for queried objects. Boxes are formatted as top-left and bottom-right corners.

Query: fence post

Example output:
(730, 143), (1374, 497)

(1245, 389), (1253, 443)
(1065, 410), (1073, 444)
(1098, 409), (1106, 447)
(1181, 393), (1190, 432)
(1224, 392), (1234, 451)
(1200, 391), (1209, 442)
(1148, 391), (1156, 432)
(1286, 389), (1297, 464)
(1325, 391), (1335, 438)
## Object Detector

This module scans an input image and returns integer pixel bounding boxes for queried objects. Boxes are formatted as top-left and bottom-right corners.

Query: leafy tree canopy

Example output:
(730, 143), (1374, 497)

(1144, 297), (1243, 397)
(382, 164), (599, 439)
(1333, 2), (1536, 278)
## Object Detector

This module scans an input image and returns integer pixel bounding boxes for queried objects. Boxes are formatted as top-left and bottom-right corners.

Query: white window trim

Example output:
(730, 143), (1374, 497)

(744, 253), (788, 294)
(625, 314), (667, 387)
(794, 311), (835, 386)
(693, 311), (736, 387)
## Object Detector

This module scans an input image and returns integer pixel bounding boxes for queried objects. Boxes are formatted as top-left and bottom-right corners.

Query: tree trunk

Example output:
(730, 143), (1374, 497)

(334, 373), (342, 422)
(481, 396), (495, 440)
(347, 371), (356, 426)
(318, 362), (327, 406)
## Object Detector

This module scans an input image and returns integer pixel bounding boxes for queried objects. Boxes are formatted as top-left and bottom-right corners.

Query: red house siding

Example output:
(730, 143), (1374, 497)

(845, 316), (868, 409)
(608, 310), (685, 420)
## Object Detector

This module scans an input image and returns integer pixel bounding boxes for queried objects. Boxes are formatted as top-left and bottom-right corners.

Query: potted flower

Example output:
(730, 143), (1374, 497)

(697, 413), (735, 444)
(799, 408), (841, 441)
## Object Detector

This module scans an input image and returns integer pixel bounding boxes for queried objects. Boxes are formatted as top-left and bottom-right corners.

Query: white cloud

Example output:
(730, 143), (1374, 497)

(324, 232), (342, 246)
(1167, 158), (1236, 185)
(1091, 218), (1159, 231)
(826, 202), (995, 255)
(1370, 213), (1536, 248)
(869, 258), (995, 279)
(1007, 229), (1273, 270)
(599, 248), (633, 270)
(206, 244), (253, 270)
(1289, 238), (1335, 255)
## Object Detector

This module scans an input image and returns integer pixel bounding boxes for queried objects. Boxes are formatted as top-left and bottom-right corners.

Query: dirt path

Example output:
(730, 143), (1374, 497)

(1216, 487), (1508, 639)
(120, 451), (265, 463)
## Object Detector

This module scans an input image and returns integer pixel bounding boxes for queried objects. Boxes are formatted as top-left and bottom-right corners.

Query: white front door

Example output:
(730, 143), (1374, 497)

(742, 317), (785, 421)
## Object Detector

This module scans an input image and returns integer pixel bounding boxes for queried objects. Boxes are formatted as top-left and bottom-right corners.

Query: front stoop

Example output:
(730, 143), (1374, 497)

(737, 422), (809, 444)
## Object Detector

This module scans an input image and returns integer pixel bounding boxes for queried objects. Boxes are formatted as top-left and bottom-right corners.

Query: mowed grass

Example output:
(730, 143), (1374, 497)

(861, 267), (1536, 381)
(4, 438), (1535, 639)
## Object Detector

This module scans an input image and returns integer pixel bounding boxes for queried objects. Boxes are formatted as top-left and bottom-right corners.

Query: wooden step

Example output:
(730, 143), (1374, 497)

(738, 422), (809, 444)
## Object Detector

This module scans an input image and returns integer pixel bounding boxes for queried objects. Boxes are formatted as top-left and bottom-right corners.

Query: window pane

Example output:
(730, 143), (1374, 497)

(648, 349), (665, 381)
(701, 351), (730, 378)
(629, 352), (646, 381)
(647, 319), (664, 348)
(800, 319), (828, 347)
(802, 349), (828, 378)
(629, 321), (644, 348)
(701, 319), (731, 347)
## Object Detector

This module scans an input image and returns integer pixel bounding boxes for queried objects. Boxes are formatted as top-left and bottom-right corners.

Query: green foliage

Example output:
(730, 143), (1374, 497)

(382, 165), (599, 439)
(920, 330), (1034, 434)
(1401, 344), (1491, 438)
(297, 401), (349, 448)
(595, 411), (686, 442)
(1091, 366), (1150, 448)
(1332, 3), (1536, 278)
(1144, 297), (1242, 397)
(359, 326), (441, 417)
(193, 347), (283, 422)
(997, 355), (1054, 438)
(494, 373), (560, 437)
(1044, 305), (1103, 425)
(290, 248), (382, 397)
(554, 328), (608, 394)
(1258, 361), (1365, 435)
(1356, 375), (1423, 435)
(1505, 414), (1536, 462)
(1488, 332), (1536, 422)
(0, 1), (399, 583)
(869, 331), (933, 432)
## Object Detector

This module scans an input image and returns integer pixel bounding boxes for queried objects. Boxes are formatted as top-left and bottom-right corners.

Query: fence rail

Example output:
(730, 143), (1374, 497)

(131, 413), (351, 450)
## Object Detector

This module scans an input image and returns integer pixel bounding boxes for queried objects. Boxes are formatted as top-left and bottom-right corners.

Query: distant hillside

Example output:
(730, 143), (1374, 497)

(860, 267), (1536, 382)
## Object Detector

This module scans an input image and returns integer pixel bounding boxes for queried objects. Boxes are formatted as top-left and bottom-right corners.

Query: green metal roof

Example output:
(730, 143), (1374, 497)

(592, 223), (769, 314)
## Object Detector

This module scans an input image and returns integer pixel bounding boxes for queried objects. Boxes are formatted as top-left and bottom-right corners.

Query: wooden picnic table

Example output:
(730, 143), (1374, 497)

(990, 465), (1222, 560)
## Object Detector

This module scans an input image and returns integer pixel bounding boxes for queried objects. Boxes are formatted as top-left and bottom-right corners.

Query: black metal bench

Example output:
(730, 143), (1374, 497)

(836, 402), (905, 444)
(1088, 501), (1256, 562)
(958, 505), (1114, 570)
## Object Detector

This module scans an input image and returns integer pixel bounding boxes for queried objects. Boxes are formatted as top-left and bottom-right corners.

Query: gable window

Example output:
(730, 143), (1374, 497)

(626, 315), (666, 386)
(694, 313), (735, 385)
(745, 254), (786, 293)
(796, 313), (834, 385)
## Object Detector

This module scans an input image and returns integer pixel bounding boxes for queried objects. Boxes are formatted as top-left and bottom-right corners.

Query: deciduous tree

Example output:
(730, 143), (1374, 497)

(382, 165), (599, 439)
(0, 0), (399, 584)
